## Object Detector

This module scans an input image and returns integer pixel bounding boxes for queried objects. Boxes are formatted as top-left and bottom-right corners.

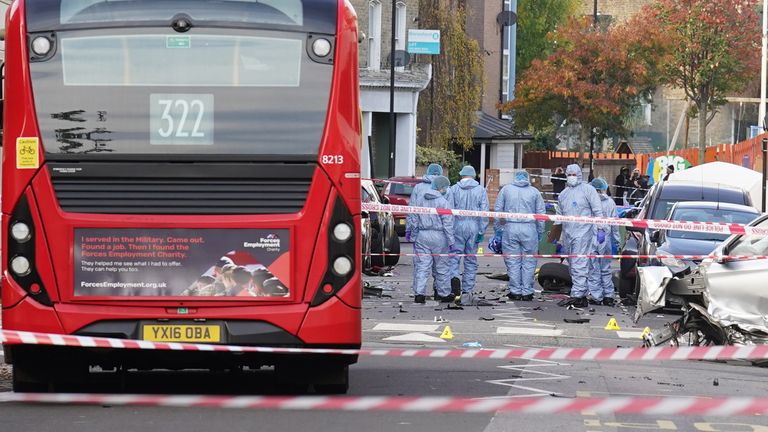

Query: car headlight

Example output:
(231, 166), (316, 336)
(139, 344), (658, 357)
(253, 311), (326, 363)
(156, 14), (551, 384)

(660, 256), (686, 269)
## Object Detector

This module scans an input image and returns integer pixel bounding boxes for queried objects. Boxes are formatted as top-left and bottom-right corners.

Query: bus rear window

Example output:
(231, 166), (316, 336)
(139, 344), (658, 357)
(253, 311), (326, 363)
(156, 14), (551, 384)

(62, 35), (302, 87)
(61, 0), (303, 27)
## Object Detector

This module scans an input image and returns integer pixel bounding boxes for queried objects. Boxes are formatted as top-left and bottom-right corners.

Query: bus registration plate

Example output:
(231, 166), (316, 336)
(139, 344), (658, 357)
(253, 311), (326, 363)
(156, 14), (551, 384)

(142, 325), (221, 343)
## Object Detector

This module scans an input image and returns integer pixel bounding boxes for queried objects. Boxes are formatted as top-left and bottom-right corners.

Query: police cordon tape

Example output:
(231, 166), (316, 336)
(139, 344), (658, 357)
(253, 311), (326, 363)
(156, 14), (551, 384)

(365, 252), (768, 262)
(362, 202), (768, 238)
(3, 329), (768, 362)
(2, 392), (768, 416)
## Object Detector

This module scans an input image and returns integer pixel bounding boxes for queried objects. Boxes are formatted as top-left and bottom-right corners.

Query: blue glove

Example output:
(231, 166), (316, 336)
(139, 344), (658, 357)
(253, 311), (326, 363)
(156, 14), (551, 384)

(611, 240), (618, 255)
(475, 233), (485, 244)
(555, 243), (563, 255)
(405, 229), (412, 242)
(597, 229), (606, 244)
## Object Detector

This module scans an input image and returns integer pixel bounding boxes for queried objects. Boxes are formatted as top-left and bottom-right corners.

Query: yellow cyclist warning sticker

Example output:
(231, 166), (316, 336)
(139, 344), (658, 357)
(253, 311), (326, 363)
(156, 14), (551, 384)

(16, 138), (40, 169)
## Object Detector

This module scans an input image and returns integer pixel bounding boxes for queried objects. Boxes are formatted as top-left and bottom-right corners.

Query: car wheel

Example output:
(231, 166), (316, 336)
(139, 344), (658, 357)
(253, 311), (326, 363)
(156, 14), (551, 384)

(383, 233), (400, 267)
(370, 228), (384, 268)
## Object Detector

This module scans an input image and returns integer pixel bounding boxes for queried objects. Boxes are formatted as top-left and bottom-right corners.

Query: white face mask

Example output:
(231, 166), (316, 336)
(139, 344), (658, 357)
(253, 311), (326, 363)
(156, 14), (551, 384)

(567, 176), (579, 187)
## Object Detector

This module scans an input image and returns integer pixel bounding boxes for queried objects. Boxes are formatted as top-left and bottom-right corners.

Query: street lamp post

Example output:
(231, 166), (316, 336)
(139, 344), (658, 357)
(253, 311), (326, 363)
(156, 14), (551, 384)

(760, 0), (768, 132)
(763, 138), (767, 213)
(388, 0), (397, 178)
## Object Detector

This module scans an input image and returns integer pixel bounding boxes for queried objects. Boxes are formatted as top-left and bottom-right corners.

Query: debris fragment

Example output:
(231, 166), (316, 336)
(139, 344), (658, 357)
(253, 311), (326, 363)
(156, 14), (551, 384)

(564, 318), (590, 324)
(479, 316), (495, 321)
(463, 342), (482, 348)
(713, 378), (719, 386)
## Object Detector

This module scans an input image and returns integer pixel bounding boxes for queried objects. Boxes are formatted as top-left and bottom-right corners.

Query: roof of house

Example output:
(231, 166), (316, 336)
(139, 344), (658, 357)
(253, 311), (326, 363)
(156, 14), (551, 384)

(359, 64), (432, 91)
(618, 138), (655, 155)
(474, 111), (532, 140)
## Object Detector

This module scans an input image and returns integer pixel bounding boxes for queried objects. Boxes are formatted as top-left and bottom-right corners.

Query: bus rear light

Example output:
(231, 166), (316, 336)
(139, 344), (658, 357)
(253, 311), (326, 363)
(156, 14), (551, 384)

(31, 36), (52, 56)
(10, 256), (31, 276)
(333, 223), (353, 242)
(311, 197), (357, 307)
(11, 222), (32, 243)
(312, 38), (332, 57)
(7, 195), (52, 306)
(332, 256), (353, 277)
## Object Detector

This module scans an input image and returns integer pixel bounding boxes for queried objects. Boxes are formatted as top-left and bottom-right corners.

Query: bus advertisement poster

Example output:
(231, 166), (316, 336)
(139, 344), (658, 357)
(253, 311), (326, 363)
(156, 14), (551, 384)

(73, 229), (290, 298)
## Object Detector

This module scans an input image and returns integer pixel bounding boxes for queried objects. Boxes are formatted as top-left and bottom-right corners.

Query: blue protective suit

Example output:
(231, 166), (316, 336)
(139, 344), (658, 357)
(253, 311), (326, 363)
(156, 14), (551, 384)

(449, 178), (489, 293)
(588, 193), (621, 300)
(494, 173), (545, 296)
(557, 165), (605, 298)
(412, 190), (455, 297)
(406, 174), (439, 234)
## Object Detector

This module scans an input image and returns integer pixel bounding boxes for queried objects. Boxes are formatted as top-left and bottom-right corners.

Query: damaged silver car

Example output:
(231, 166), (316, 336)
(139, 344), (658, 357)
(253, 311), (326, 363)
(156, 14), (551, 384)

(635, 214), (768, 348)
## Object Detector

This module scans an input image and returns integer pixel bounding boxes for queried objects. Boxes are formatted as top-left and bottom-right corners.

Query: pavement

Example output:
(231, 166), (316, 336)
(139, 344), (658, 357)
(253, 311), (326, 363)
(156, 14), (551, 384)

(1, 241), (767, 431)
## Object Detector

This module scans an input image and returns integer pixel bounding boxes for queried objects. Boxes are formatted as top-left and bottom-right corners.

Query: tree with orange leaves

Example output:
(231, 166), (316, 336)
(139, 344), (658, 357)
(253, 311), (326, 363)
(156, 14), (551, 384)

(502, 14), (668, 157)
(650, 0), (760, 162)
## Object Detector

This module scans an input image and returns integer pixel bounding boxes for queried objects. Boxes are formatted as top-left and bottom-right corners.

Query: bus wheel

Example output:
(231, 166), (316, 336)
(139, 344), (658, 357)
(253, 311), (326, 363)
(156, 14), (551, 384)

(313, 364), (349, 395)
(11, 347), (51, 392)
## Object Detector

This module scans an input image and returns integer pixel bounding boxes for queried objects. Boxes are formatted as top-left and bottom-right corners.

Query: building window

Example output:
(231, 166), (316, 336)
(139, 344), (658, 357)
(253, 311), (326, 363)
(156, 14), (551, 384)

(368, 0), (382, 71)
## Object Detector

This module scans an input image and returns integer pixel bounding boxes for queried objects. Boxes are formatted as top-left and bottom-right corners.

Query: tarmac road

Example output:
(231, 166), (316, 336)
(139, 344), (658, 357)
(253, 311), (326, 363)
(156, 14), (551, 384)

(1, 241), (767, 432)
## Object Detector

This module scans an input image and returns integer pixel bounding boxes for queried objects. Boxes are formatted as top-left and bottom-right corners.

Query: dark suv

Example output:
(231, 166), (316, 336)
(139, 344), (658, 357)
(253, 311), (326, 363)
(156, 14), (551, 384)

(618, 181), (753, 300)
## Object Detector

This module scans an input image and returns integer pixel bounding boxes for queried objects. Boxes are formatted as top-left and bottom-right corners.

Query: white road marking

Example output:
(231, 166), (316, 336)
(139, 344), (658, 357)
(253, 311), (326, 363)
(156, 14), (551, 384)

(372, 323), (440, 332)
(496, 327), (564, 337)
(616, 331), (645, 339)
(485, 358), (572, 397)
(381, 332), (446, 343)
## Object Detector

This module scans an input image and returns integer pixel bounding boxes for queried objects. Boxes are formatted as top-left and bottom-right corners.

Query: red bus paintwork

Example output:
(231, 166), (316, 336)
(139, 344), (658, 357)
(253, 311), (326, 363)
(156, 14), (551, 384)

(1, 0), (361, 348)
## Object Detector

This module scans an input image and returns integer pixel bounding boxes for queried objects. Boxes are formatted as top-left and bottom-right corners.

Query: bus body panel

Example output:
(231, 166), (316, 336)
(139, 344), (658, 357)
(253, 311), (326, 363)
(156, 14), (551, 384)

(2, 0), (362, 356)
(2, 0), (43, 214)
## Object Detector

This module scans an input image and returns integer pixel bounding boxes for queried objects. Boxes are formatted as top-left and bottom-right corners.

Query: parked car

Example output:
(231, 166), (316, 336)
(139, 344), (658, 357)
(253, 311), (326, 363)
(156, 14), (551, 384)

(619, 181), (754, 300)
(635, 214), (768, 348)
(381, 176), (421, 236)
(362, 180), (400, 270)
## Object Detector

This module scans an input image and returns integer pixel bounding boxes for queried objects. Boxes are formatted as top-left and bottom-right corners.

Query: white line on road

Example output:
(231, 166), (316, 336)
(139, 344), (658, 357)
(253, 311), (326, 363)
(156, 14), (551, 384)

(372, 323), (440, 332)
(616, 331), (645, 339)
(381, 333), (446, 343)
(496, 327), (564, 337)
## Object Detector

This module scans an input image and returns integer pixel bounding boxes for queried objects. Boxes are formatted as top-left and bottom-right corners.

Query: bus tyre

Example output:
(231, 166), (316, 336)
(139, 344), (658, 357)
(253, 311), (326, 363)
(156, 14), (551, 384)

(313, 364), (349, 395)
(383, 234), (400, 267)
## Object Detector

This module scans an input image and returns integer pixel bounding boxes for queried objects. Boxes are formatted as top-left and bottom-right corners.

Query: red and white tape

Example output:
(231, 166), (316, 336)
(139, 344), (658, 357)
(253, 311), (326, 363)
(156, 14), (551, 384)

(363, 202), (768, 238)
(3, 330), (768, 362)
(366, 252), (768, 261)
(1, 393), (767, 416)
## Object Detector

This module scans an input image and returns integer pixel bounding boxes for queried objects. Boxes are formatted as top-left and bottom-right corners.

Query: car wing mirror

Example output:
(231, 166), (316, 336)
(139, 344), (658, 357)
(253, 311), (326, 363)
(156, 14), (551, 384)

(361, 210), (369, 219)
(382, 196), (390, 205)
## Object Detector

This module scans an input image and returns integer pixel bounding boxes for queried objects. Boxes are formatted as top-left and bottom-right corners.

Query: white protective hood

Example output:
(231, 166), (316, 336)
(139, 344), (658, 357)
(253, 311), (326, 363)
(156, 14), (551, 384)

(667, 162), (766, 210)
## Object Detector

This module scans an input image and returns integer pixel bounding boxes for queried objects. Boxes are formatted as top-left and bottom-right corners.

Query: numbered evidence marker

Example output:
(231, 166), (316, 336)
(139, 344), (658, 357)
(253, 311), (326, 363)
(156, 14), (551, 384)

(16, 137), (40, 169)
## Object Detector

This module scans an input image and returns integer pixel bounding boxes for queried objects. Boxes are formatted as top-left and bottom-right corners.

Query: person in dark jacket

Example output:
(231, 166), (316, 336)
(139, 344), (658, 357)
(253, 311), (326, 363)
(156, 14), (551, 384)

(613, 167), (630, 205)
(551, 165), (567, 197)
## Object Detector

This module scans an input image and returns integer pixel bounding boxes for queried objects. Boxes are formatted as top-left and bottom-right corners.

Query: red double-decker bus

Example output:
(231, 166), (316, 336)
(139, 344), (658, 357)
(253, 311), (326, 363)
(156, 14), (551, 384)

(1, 0), (361, 393)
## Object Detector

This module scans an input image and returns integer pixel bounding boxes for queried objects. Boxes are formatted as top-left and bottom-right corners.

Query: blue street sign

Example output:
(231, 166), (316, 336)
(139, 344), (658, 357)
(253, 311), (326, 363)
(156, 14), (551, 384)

(407, 29), (440, 55)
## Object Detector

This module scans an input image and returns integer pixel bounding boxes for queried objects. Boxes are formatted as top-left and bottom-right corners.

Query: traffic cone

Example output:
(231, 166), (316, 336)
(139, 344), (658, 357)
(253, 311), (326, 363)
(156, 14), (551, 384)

(604, 318), (621, 331)
(440, 326), (454, 340)
(641, 327), (651, 339)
